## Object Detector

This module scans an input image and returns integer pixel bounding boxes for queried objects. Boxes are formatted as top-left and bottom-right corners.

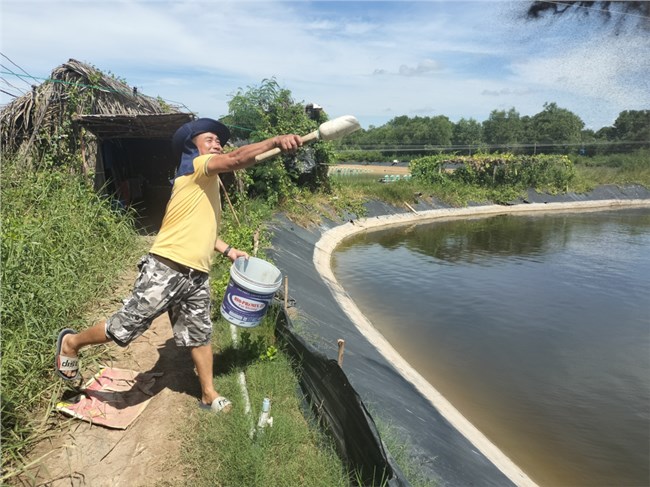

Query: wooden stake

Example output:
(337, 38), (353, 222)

(337, 339), (345, 367)
(404, 201), (419, 214)
(253, 229), (260, 257)
(284, 276), (289, 310)
(219, 176), (240, 226)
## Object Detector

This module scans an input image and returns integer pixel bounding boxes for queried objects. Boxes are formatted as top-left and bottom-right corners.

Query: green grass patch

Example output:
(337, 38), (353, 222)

(182, 311), (350, 487)
(328, 150), (649, 212)
(373, 419), (437, 487)
(329, 173), (524, 208)
(571, 150), (650, 192)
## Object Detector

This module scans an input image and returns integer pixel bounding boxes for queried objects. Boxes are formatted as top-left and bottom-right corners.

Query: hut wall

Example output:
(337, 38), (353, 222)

(98, 137), (176, 233)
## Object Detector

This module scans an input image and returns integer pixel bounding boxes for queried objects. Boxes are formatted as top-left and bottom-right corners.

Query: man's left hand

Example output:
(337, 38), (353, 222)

(228, 248), (249, 262)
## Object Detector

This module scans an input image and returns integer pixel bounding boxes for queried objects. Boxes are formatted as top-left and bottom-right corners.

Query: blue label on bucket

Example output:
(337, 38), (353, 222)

(221, 279), (275, 327)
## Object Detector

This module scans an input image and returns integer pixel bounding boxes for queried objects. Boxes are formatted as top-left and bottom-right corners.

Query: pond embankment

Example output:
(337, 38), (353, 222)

(267, 184), (650, 487)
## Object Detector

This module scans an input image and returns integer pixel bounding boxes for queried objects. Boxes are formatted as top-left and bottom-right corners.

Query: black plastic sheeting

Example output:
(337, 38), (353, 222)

(275, 309), (409, 487)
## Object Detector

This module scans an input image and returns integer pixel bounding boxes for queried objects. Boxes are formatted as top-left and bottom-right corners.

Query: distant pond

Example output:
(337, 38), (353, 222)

(332, 207), (650, 487)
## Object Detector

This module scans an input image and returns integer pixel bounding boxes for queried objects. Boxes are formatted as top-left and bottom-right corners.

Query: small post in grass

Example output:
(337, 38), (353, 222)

(404, 201), (419, 214)
(284, 276), (289, 310)
(337, 339), (345, 367)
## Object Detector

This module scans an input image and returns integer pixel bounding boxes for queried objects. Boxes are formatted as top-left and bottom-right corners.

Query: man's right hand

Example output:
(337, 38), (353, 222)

(274, 134), (303, 154)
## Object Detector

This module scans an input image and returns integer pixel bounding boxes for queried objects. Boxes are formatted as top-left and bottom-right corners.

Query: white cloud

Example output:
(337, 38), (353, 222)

(1, 0), (646, 131)
(482, 88), (536, 97)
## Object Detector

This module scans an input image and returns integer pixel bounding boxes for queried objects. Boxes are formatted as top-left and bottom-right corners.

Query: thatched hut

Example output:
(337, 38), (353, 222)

(1, 59), (195, 231)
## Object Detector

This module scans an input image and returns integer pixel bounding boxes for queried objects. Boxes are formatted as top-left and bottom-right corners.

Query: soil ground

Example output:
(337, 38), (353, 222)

(16, 253), (202, 487)
(330, 163), (410, 175)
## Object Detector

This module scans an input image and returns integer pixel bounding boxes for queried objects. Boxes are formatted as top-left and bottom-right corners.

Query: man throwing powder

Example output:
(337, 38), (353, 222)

(55, 118), (301, 412)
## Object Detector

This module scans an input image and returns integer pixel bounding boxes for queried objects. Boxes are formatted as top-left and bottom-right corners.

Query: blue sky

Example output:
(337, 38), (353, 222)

(1, 0), (648, 131)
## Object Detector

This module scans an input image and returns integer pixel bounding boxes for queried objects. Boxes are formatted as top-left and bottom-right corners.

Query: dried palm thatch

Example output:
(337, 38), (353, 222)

(0, 58), (192, 161)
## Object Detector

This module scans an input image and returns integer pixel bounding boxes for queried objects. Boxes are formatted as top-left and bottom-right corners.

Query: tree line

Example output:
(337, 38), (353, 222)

(336, 105), (650, 161)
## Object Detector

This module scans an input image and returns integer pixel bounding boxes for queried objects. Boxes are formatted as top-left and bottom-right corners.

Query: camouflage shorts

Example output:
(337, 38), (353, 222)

(106, 254), (212, 347)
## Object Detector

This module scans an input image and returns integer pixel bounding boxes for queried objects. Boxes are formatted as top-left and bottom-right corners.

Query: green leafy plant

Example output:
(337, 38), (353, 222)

(259, 345), (278, 362)
(223, 78), (335, 203)
(410, 153), (576, 193)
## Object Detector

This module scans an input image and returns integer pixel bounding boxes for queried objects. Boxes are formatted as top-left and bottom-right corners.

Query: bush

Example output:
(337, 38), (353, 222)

(223, 79), (335, 204)
(410, 153), (576, 192)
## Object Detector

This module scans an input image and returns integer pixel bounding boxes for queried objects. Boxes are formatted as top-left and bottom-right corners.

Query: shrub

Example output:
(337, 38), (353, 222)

(410, 153), (576, 192)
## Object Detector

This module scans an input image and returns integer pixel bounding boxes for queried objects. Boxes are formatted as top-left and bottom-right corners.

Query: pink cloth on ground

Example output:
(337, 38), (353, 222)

(56, 367), (162, 429)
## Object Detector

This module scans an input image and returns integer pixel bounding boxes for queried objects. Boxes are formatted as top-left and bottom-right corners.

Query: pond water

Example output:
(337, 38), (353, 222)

(332, 208), (650, 487)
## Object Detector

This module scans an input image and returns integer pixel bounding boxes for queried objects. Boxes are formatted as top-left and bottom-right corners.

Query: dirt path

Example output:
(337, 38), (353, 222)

(17, 260), (201, 486)
(330, 163), (410, 175)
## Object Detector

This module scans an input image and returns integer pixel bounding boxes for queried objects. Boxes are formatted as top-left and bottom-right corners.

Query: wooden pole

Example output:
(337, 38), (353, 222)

(218, 176), (240, 226)
(253, 229), (260, 257)
(284, 276), (289, 310)
(404, 201), (419, 214)
(337, 339), (345, 367)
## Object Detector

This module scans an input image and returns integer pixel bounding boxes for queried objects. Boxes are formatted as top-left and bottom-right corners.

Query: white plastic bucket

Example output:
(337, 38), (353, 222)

(220, 257), (283, 328)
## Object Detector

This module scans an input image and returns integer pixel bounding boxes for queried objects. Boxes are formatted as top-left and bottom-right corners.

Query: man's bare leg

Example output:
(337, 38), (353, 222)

(191, 344), (220, 406)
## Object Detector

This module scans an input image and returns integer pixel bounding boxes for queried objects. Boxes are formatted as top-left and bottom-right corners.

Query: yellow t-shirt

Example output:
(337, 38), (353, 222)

(150, 154), (220, 273)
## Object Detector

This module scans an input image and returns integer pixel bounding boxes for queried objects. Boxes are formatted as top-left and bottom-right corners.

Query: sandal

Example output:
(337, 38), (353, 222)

(199, 396), (232, 413)
(55, 328), (81, 381)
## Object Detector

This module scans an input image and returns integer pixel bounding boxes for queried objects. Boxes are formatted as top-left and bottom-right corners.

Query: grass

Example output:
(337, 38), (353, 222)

(0, 160), (144, 474)
(571, 150), (650, 192)
(182, 310), (351, 486)
(373, 418), (437, 487)
(328, 173), (524, 208)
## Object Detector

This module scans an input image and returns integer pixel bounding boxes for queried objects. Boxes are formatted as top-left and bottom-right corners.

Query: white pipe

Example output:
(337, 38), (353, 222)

(230, 324), (254, 435)
(256, 397), (273, 431)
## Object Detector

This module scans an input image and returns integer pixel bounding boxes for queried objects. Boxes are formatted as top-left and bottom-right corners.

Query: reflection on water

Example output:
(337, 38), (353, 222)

(333, 208), (650, 487)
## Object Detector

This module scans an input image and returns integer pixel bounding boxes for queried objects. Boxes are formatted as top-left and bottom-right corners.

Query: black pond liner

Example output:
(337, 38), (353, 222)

(274, 308), (409, 487)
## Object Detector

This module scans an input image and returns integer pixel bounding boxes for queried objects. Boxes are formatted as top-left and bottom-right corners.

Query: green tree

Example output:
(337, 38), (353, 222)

(611, 110), (650, 153)
(224, 79), (308, 142)
(381, 115), (453, 147)
(613, 110), (650, 141)
(223, 79), (331, 202)
(588, 110), (649, 154)
(426, 115), (454, 147)
(482, 108), (523, 150)
(529, 102), (584, 153)
(453, 118), (483, 151)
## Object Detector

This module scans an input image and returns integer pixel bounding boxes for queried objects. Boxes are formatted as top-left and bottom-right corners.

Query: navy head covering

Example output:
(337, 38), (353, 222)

(171, 118), (231, 179)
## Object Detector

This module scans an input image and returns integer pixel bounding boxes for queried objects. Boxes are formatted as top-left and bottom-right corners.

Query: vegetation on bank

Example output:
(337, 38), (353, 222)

(327, 149), (649, 211)
(571, 150), (650, 190)
(0, 160), (144, 474)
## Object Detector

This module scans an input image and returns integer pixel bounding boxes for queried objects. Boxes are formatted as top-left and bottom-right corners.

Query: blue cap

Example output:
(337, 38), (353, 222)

(172, 118), (231, 179)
